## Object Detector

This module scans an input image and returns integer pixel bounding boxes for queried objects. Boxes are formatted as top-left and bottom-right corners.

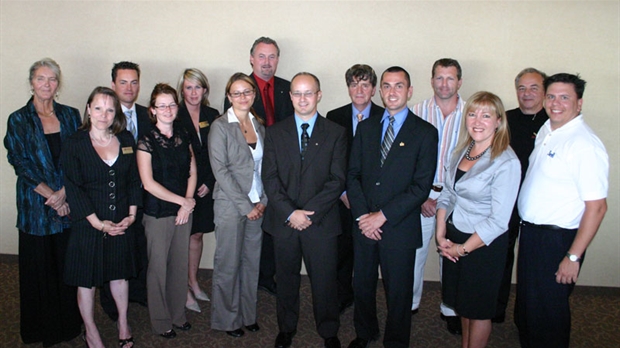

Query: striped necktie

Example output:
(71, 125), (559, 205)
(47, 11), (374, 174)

(380, 116), (394, 166)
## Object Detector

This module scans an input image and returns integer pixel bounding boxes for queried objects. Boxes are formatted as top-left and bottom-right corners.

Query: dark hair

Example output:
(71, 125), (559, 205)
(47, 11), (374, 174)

(544, 73), (586, 99)
(432, 58), (462, 80)
(148, 83), (179, 124)
(80, 87), (126, 134)
(514, 67), (547, 89)
(112, 61), (140, 82)
(381, 66), (411, 87)
(250, 37), (280, 56)
(291, 72), (321, 91)
(345, 64), (377, 87)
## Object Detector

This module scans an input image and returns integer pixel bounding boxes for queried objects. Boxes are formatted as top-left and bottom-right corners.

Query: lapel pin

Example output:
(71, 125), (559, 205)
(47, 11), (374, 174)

(399, 142), (405, 146)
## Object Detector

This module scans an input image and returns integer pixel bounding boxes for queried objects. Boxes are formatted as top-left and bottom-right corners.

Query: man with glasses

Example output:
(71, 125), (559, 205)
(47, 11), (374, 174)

(225, 37), (294, 295)
(262, 72), (347, 348)
(326, 64), (384, 315)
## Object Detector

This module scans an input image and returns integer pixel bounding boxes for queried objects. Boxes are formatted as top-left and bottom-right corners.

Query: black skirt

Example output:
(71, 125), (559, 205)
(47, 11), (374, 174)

(191, 190), (215, 234)
(442, 219), (508, 319)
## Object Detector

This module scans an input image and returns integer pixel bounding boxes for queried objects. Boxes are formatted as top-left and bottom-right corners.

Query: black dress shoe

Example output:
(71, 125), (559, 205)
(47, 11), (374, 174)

(440, 314), (462, 335)
(226, 328), (245, 337)
(347, 337), (370, 348)
(245, 323), (260, 332)
(274, 330), (296, 348)
(258, 282), (277, 296)
(411, 308), (419, 315)
(160, 329), (176, 339)
(173, 321), (191, 331)
(324, 336), (341, 348)
(339, 299), (354, 314)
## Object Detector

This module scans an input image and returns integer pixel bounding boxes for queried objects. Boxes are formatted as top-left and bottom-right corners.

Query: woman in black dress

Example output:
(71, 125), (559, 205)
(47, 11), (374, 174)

(62, 87), (140, 348)
(176, 68), (218, 312)
(4, 58), (82, 347)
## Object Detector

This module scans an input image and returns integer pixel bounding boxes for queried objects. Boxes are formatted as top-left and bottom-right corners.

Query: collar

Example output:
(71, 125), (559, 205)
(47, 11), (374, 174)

(226, 107), (257, 124)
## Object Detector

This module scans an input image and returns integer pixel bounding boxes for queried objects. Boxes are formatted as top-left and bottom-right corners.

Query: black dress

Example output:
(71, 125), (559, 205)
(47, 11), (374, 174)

(62, 130), (141, 287)
(176, 103), (218, 234)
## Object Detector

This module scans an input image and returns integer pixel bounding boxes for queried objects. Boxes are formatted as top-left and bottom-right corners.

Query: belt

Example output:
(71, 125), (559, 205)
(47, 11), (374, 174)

(431, 185), (443, 193)
(521, 220), (573, 231)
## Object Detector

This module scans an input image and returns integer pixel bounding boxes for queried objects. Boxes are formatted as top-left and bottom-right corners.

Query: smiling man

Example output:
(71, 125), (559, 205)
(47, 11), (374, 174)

(516, 73), (608, 347)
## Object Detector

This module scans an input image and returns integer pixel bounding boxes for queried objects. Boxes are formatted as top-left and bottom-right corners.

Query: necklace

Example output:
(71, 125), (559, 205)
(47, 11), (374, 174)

(90, 132), (113, 147)
(36, 108), (55, 117)
(464, 140), (490, 161)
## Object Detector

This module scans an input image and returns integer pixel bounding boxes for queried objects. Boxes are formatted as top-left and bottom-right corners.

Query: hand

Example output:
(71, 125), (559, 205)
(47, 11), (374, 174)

(101, 220), (127, 236)
(358, 211), (386, 240)
(176, 207), (191, 225)
(181, 197), (196, 213)
(246, 205), (263, 221)
(196, 184), (209, 198)
(437, 239), (458, 263)
(287, 210), (314, 231)
(55, 202), (70, 217)
(116, 215), (136, 228)
(45, 189), (66, 210)
(421, 198), (437, 218)
(340, 193), (350, 209)
(556, 257), (580, 284)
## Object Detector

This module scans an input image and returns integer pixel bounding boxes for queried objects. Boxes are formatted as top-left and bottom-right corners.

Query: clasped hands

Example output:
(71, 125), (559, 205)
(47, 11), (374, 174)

(436, 237), (461, 263)
(287, 210), (314, 231)
(358, 211), (386, 240)
(45, 189), (70, 216)
(247, 203), (266, 221)
(176, 197), (196, 225)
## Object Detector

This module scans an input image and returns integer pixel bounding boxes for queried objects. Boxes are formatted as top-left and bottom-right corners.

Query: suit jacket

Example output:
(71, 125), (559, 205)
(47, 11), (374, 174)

(176, 103), (219, 190)
(347, 110), (438, 249)
(209, 110), (267, 216)
(262, 115), (347, 237)
(224, 74), (293, 124)
(326, 102), (384, 161)
(134, 104), (152, 140)
(437, 147), (520, 245)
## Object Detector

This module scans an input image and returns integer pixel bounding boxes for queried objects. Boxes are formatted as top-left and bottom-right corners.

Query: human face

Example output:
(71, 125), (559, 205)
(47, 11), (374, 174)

(250, 43), (279, 81)
(348, 78), (376, 111)
(465, 105), (500, 147)
(432, 66), (462, 101)
(87, 94), (116, 132)
(182, 79), (206, 107)
(544, 82), (583, 130)
(380, 71), (413, 115)
(227, 80), (256, 114)
(516, 72), (545, 114)
(111, 69), (140, 108)
(151, 94), (178, 126)
(290, 75), (322, 120)
(30, 66), (59, 101)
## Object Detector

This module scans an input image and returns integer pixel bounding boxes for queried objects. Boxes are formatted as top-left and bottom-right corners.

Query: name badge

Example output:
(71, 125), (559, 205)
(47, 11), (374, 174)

(199, 121), (210, 128)
(122, 147), (133, 155)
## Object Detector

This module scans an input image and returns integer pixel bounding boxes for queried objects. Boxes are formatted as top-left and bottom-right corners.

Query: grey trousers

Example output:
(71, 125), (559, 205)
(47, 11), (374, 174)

(143, 214), (191, 334)
(211, 199), (263, 331)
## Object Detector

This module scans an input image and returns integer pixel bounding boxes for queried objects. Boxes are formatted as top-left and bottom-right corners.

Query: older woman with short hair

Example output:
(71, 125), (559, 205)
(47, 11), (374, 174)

(4, 58), (82, 347)
(436, 91), (521, 348)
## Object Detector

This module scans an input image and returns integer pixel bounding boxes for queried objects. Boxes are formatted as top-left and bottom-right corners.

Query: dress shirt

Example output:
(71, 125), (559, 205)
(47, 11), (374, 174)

(121, 104), (138, 133)
(253, 73), (275, 114)
(351, 103), (371, 135)
(381, 107), (408, 142)
(411, 95), (464, 185)
(294, 113), (318, 150)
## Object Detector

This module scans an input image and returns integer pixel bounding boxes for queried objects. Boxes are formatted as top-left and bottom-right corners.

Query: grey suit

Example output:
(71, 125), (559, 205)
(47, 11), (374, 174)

(208, 109), (267, 331)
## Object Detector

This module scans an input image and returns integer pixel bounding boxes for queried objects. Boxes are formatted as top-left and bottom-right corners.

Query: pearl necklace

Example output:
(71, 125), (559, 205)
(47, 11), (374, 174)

(464, 140), (490, 161)
(90, 132), (113, 147)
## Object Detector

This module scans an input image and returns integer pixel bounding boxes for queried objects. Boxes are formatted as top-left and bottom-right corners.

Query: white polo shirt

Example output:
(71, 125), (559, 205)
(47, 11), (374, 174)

(518, 115), (608, 229)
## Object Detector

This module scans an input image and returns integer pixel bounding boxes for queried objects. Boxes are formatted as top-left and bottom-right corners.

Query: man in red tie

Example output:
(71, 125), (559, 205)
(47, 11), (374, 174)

(224, 37), (294, 296)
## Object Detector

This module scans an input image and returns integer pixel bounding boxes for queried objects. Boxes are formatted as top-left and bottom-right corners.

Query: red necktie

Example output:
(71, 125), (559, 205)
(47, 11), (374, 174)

(264, 82), (275, 126)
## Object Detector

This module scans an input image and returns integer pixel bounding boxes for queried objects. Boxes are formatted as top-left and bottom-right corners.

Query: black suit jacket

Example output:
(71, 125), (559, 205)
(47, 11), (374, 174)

(262, 115), (347, 237)
(176, 103), (218, 190)
(347, 110), (438, 249)
(224, 74), (293, 124)
(326, 102), (384, 161)
(134, 104), (152, 140)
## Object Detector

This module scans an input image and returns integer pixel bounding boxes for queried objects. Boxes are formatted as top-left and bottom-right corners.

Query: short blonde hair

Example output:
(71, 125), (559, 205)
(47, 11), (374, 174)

(177, 68), (211, 106)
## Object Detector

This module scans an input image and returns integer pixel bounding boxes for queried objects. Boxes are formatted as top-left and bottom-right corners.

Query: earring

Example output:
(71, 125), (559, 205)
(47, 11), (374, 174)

(30, 89), (34, 95)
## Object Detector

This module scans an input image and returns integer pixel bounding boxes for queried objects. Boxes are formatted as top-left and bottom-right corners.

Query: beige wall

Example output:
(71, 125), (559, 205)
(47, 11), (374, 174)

(1, 1), (618, 287)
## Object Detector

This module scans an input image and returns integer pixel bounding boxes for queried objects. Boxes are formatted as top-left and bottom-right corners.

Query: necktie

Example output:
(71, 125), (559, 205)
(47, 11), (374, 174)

(125, 110), (137, 141)
(380, 116), (395, 166)
(357, 113), (364, 122)
(263, 83), (275, 126)
(300, 123), (309, 161)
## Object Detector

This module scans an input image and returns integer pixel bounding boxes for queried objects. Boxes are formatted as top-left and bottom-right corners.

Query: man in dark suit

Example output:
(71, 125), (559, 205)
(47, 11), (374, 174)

(346, 67), (438, 348)
(325, 64), (383, 314)
(262, 72), (347, 348)
(224, 37), (294, 295)
(99, 61), (150, 321)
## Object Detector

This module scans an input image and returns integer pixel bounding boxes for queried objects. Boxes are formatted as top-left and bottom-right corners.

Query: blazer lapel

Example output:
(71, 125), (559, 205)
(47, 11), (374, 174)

(281, 117), (302, 173)
(301, 116), (328, 175)
(380, 111), (413, 169)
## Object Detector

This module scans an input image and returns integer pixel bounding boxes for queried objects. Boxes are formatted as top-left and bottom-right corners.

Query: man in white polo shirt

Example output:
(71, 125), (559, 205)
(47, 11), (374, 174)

(516, 73), (608, 347)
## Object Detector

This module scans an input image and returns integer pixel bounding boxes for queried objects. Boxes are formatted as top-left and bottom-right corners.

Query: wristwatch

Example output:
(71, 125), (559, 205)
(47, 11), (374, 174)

(566, 252), (581, 262)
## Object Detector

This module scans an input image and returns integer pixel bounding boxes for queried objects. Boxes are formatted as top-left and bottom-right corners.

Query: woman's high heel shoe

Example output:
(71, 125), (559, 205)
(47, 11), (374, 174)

(189, 286), (210, 302)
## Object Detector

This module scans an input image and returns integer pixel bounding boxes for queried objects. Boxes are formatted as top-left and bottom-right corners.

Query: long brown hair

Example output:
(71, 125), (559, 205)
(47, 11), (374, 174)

(80, 86), (126, 134)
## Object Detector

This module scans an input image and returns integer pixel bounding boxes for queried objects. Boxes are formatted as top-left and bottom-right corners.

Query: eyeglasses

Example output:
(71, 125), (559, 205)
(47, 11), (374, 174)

(291, 91), (318, 99)
(229, 90), (255, 98)
(154, 103), (178, 111)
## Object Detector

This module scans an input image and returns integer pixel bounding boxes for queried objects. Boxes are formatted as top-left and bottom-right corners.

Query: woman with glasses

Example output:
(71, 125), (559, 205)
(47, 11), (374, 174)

(136, 83), (197, 338)
(209, 73), (267, 338)
(62, 87), (140, 348)
(176, 68), (219, 313)
(4, 58), (82, 347)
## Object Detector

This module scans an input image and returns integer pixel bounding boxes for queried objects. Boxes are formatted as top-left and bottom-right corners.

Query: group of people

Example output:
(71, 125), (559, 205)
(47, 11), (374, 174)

(4, 36), (608, 348)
